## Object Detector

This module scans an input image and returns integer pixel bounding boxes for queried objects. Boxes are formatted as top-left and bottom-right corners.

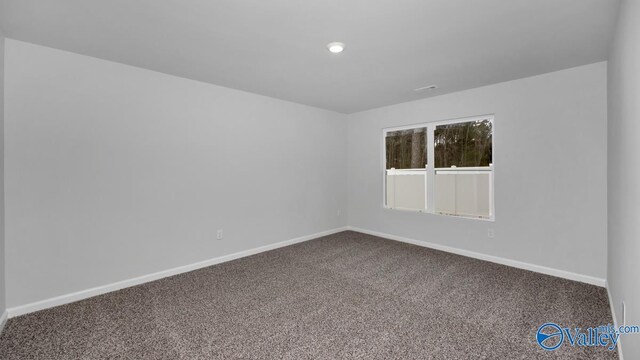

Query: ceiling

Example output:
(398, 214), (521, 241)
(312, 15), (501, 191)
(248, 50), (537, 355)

(1, 0), (620, 114)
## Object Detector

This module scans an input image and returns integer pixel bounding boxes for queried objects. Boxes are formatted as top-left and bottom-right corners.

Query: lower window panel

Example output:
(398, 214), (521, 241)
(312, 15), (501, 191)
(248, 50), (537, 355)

(435, 170), (491, 219)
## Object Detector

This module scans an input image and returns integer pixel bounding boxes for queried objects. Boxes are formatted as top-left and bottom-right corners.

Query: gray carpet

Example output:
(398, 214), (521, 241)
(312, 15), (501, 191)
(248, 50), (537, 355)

(0, 231), (617, 359)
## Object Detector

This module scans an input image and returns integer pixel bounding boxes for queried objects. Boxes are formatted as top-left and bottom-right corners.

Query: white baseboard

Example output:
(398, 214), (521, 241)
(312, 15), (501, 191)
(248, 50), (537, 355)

(6, 225), (605, 318)
(7, 226), (348, 318)
(606, 281), (624, 360)
(347, 226), (606, 287)
(0, 310), (8, 335)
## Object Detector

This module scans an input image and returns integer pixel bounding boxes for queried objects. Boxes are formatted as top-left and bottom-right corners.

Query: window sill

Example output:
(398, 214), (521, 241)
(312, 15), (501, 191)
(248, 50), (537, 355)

(383, 206), (495, 222)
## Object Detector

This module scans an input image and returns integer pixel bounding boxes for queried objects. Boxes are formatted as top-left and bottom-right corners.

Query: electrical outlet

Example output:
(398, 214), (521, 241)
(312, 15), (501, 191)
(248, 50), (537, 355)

(487, 228), (495, 238)
(622, 301), (626, 326)
(337, 209), (341, 217)
(216, 229), (223, 240)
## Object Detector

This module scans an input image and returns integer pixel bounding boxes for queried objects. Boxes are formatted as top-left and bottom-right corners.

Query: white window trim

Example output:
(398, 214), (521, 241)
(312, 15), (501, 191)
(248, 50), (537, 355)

(382, 114), (495, 221)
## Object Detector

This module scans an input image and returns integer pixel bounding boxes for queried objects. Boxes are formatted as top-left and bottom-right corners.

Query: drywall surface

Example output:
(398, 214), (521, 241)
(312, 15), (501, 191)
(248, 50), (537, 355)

(0, 10), (6, 319)
(347, 62), (607, 281)
(4, 40), (347, 308)
(608, 0), (640, 357)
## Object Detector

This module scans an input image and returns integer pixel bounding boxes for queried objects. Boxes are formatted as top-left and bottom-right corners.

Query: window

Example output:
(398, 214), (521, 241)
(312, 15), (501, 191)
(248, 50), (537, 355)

(384, 115), (494, 220)
(385, 127), (427, 211)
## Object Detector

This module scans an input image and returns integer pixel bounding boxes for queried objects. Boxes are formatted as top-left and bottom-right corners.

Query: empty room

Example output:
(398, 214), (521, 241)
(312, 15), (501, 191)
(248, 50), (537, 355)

(0, 0), (638, 358)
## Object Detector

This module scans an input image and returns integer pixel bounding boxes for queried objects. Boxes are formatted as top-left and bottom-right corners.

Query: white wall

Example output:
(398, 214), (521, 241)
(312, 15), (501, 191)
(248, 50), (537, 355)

(608, 0), (640, 358)
(0, 4), (7, 322)
(347, 62), (608, 281)
(4, 40), (347, 308)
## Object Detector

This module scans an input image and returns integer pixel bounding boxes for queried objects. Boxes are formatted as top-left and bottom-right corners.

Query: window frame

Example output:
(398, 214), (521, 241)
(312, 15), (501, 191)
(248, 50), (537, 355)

(382, 114), (495, 221)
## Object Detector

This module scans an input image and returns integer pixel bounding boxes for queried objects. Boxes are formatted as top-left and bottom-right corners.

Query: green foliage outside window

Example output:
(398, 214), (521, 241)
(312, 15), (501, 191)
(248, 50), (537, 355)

(385, 120), (492, 169)
(385, 128), (427, 169)
(434, 120), (492, 168)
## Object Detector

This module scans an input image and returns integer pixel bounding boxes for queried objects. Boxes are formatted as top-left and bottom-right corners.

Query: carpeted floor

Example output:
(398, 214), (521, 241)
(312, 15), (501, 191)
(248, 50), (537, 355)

(0, 231), (617, 359)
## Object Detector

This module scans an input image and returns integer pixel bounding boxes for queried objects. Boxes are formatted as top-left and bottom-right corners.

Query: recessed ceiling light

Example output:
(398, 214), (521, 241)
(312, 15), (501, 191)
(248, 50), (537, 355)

(414, 85), (438, 91)
(327, 42), (345, 53)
